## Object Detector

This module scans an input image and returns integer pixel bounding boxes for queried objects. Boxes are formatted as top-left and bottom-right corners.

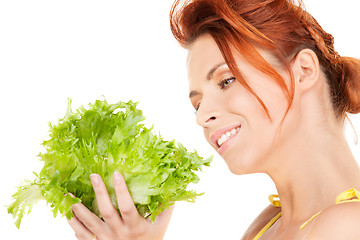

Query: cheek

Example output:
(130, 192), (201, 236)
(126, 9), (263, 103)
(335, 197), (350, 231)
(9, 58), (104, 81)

(247, 78), (289, 124)
(226, 84), (268, 122)
(222, 82), (289, 173)
(203, 129), (211, 145)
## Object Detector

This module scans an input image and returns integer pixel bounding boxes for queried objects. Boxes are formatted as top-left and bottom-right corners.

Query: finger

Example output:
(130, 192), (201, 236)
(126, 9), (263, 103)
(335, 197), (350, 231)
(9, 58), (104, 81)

(71, 201), (106, 235)
(152, 204), (175, 239)
(67, 192), (106, 234)
(67, 214), (94, 240)
(113, 172), (142, 225)
(90, 174), (123, 229)
(154, 203), (175, 225)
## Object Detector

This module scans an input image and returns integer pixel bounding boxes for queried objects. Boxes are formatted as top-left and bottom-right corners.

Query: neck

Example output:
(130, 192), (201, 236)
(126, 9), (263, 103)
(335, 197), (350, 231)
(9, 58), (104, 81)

(266, 123), (360, 227)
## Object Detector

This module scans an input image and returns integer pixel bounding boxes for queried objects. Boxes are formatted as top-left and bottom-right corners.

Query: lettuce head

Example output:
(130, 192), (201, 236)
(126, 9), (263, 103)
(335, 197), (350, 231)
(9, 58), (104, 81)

(7, 98), (211, 228)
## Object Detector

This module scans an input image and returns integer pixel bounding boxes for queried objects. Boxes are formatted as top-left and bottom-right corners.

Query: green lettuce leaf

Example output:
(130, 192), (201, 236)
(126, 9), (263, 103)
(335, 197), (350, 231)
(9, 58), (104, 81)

(7, 98), (211, 228)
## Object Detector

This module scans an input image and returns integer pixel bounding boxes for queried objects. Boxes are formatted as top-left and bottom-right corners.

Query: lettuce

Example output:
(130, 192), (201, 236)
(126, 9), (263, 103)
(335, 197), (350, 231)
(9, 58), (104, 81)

(7, 98), (211, 228)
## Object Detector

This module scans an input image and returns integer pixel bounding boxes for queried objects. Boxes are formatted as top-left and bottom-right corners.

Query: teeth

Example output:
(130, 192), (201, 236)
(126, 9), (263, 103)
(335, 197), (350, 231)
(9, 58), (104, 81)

(217, 127), (240, 147)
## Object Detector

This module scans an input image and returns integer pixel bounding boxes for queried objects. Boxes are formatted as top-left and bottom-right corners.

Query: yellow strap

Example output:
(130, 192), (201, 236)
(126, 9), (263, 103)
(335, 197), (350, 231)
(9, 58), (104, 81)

(269, 194), (281, 207)
(335, 188), (360, 204)
(300, 211), (321, 230)
(253, 212), (282, 240)
(300, 188), (360, 230)
(252, 195), (281, 240)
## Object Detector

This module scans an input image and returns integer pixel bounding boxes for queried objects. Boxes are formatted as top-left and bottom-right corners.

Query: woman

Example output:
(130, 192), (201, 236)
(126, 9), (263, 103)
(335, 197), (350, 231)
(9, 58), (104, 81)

(67, 0), (360, 239)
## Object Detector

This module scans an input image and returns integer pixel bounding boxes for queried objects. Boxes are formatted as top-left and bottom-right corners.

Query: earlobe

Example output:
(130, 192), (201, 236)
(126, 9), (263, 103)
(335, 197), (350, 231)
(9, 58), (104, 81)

(292, 49), (320, 91)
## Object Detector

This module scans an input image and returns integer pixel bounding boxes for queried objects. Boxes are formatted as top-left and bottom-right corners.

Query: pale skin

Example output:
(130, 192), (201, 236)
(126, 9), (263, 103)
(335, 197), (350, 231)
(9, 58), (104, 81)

(187, 34), (360, 239)
(67, 33), (360, 239)
(67, 172), (173, 240)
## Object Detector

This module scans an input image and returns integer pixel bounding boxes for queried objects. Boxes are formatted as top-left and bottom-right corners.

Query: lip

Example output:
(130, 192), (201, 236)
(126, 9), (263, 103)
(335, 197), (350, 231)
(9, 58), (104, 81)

(210, 124), (242, 149)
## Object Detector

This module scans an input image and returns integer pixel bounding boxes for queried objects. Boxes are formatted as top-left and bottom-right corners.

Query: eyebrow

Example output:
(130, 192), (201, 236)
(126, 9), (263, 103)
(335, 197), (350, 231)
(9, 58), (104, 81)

(189, 62), (227, 99)
(206, 62), (227, 80)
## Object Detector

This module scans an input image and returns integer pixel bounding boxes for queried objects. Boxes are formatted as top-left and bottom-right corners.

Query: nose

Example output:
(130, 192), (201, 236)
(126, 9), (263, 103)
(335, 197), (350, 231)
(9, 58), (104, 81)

(196, 98), (219, 127)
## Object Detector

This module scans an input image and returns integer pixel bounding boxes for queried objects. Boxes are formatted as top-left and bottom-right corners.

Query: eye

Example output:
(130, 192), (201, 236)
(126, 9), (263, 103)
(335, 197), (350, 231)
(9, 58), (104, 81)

(218, 77), (235, 90)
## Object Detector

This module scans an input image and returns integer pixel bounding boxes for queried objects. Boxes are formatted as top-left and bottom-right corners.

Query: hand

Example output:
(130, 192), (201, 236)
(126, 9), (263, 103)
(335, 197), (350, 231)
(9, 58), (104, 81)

(67, 172), (174, 240)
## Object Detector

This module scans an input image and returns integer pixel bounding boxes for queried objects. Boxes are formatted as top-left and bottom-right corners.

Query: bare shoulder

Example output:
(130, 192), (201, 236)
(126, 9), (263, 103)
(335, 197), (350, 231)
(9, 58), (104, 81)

(306, 201), (360, 240)
(241, 204), (281, 240)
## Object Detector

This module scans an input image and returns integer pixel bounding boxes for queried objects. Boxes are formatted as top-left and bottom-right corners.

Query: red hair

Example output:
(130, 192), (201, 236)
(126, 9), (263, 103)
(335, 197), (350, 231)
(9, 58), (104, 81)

(170, 0), (360, 129)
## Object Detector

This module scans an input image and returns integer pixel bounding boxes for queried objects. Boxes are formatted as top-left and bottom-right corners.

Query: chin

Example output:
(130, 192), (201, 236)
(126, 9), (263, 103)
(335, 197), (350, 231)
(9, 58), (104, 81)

(225, 160), (255, 175)
(221, 147), (267, 175)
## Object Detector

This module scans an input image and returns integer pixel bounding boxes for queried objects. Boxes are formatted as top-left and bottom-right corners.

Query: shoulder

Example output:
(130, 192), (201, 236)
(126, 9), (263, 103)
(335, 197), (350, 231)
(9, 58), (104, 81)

(306, 201), (360, 240)
(241, 204), (281, 240)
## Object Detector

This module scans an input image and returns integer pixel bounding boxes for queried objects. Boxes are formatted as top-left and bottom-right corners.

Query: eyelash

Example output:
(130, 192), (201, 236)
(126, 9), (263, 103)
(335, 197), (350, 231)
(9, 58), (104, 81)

(194, 77), (236, 115)
(218, 77), (236, 90)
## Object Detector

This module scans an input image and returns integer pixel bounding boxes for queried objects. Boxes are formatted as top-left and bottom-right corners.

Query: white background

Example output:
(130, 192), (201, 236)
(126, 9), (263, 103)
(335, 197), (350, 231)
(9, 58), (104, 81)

(1, 1), (359, 239)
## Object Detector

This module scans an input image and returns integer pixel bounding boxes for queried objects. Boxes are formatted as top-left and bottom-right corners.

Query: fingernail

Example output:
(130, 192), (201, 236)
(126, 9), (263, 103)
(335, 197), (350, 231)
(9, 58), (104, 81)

(90, 174), (99, 186)
(113, 171), (122, 185)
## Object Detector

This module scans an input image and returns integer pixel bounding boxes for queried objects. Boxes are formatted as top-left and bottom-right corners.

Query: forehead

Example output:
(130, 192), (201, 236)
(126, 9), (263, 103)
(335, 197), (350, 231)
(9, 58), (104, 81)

(187, 34), (225, 83)
(187, 34), (284, 83)
(187, 34), (223, 64)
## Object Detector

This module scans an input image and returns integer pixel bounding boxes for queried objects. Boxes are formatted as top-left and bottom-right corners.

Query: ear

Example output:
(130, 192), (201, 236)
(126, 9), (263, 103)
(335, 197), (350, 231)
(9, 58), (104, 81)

(291, 49), (320, 93)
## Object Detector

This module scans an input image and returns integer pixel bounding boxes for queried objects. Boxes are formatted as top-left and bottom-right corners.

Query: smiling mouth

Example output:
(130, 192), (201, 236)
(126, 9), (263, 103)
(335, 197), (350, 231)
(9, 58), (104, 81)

(217, 126), (241, 147)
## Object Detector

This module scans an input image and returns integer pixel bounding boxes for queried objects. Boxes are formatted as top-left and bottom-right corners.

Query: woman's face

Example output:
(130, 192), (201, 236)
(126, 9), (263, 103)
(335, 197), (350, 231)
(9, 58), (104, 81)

(187, 34), (298, 174)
